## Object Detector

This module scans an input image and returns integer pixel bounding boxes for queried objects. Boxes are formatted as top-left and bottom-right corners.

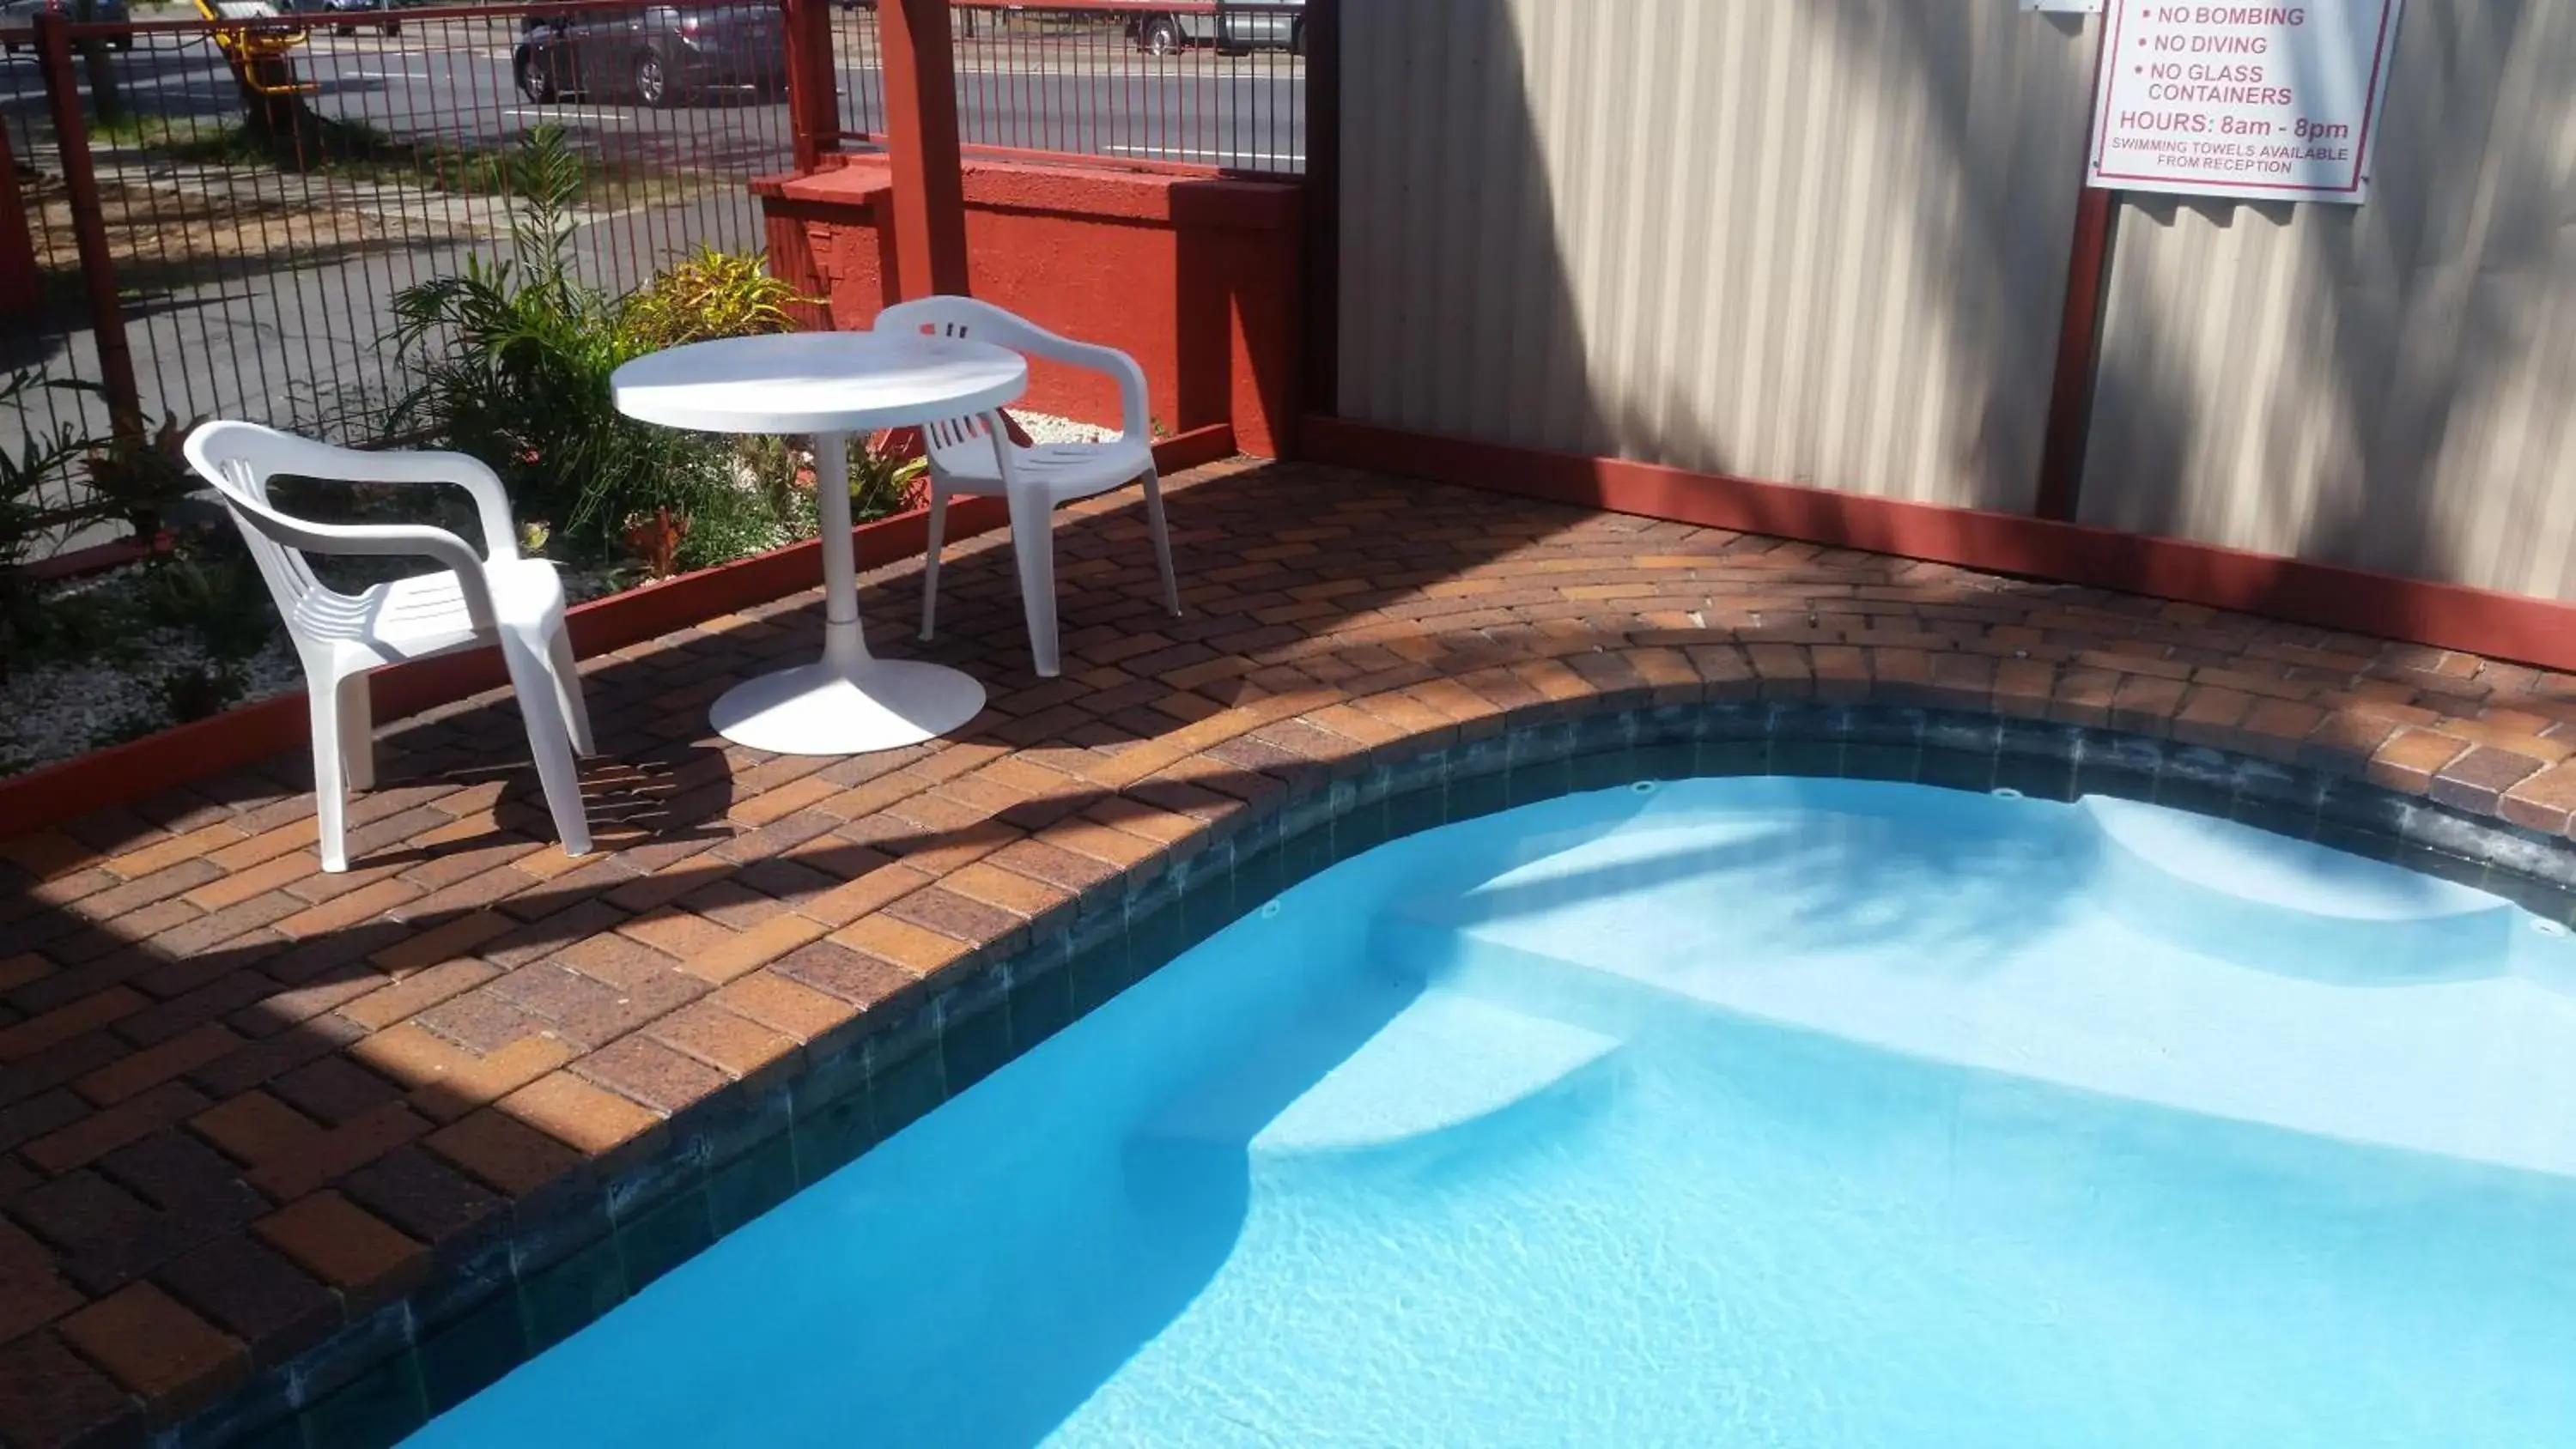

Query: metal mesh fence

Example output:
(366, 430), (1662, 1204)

(3, 91), (94, 499)
(836, 2), (1306, 173)
(3, 0), (793, 456)
(3, 0), (1304, 560)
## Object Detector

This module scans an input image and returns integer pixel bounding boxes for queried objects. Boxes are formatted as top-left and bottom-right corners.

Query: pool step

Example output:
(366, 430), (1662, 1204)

(2079, 797), (2514, 980)
(1139, 979), (1621, 1163)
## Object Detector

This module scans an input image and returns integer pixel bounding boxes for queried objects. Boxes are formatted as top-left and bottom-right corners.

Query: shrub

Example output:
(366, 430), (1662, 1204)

(386, 128), (739, 563)
(732, 431), (927, 538)
(0, 372), (107, 676)
(82, 410), (205, 541)
(137, 536), (281, 662)
(622, 246), (812, 353)
(157, 659), (246, 725)
(388, 130), (929, 585)
(849, 429), (931, 520)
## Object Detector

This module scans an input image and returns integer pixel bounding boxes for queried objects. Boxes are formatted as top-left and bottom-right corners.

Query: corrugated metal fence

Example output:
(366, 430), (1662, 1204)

(2081, 0), (2576, 602)
(1334, 0), (2576, 603)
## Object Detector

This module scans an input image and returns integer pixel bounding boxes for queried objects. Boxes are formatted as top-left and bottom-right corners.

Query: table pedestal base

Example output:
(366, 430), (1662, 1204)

(709, 658), (986, 755)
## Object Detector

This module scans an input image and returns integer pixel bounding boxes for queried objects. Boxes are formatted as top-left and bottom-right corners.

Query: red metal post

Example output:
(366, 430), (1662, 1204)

(34, 11), (141, 432)
(0, 124), (38, 317)
(879, 0), (969, 298)
(1298, 0), (1340, 421)
(781, 0), (837, 173)
(2033, 187), (2116, 523)
(2033, 25), (2117, 524)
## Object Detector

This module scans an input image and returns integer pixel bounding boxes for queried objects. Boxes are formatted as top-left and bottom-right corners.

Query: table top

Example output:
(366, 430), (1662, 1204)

(611, 330), (1029, 435)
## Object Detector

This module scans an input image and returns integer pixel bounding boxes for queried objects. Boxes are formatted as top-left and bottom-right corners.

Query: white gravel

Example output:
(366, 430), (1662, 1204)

(1, 609), (301, 774)
(1015, 412), (1117, 445)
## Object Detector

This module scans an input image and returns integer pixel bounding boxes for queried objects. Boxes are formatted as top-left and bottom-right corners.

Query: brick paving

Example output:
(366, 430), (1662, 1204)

(8, 457), (2576, 1444)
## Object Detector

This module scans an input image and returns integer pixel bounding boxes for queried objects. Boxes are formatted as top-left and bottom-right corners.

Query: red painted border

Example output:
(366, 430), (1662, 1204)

(1300, 415), (2576, 675)
(824, 139), (1243, 183)
(0, 427), (1233, 840)
(18, 530), (169, 583)
(766, 155), (1300, 232)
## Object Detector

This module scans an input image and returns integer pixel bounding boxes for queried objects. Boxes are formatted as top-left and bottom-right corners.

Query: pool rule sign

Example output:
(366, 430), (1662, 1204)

(2087, 1), (2405, 203)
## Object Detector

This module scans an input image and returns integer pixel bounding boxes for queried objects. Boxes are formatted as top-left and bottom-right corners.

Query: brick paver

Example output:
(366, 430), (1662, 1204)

(9, 457), (2576, 1441)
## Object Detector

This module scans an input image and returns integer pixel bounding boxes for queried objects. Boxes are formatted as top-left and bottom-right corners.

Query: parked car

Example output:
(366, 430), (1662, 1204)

(1127, 0), (1301, 57)
(279, 0), (398, 37)
(1, 0), (133, 53)
(514, 1), (787, 109)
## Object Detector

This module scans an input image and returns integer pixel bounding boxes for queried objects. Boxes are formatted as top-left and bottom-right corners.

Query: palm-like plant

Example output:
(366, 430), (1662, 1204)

(1, 373), (107, 673)
(0, 374), (100, 569)
(387, 128), (727, 556)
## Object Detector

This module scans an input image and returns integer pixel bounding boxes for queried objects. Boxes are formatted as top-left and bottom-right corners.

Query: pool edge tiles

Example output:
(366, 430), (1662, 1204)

(181, 704), (2576, 1449)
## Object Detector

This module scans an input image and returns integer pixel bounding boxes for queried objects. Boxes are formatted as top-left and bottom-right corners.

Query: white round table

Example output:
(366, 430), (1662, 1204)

(612, 330), (1027, 755)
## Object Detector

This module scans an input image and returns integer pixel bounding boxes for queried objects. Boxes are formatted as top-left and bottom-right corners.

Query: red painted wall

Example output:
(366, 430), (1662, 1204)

(756, 157), (1302, 457)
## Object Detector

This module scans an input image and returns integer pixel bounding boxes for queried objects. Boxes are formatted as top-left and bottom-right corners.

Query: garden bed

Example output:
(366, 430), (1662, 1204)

(0, 410), (1115, 776)
(0, 421), (1237, 837)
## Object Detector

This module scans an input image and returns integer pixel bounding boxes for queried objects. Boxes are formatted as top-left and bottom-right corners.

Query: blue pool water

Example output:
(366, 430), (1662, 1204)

(410, 779), (2576, 1446)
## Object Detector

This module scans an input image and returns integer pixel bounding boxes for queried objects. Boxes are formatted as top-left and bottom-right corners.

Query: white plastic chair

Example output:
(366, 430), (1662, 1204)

(876, 296), (1180, 679)
(183, 421), (594, 873)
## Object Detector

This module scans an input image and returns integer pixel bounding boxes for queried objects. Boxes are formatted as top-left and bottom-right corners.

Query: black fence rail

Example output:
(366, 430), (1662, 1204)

(1, 0), (1304, 560)
(836, 1), (1306, 173)
(2, 0), (793, 458)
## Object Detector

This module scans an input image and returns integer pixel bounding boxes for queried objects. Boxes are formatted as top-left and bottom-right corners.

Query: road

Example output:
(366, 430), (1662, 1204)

(3, 15), (1304, 168)
(1, 11), (1303, 530)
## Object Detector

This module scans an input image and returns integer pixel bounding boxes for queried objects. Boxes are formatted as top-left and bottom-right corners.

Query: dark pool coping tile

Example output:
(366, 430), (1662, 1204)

(298, 1351), (427, 1449)
(416, 1288), (527, 1419)
(1005, 953), (1076, 1057)
(617, 1183), (715, 1293)
(867, 1043), (946, 1143)
(518, 1233), (627, 1356)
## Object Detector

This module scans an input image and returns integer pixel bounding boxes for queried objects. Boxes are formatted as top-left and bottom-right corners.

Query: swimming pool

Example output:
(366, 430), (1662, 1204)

(408, 777), (2576, 1446)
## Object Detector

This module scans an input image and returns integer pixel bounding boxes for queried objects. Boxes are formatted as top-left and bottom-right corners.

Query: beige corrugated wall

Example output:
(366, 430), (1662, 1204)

(2081, 1), (2576, 601)
(1336, 0), (2099, 511)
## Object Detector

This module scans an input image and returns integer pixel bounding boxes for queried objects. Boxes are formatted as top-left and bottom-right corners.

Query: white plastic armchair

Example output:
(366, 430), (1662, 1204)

(183, 421), (594, 872)
(875, 295), (1179, 678)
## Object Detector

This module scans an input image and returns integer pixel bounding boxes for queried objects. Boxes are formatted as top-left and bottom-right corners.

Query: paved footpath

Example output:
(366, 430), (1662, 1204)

(4, 458), (2575, 1445)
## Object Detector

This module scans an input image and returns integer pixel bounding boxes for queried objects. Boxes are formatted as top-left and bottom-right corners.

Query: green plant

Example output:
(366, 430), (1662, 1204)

(90, 112), (526, 195)
(848, 429), (929, 521)
(387, 128), (736, 561)
(621, 246), (812, 353)
(82, 410), (206, 541)
(157, 658), (246, 724)
(0, 372), (108, 675)
(137, 537), (280, 662)
(733, 434), (817, 541)
(731, 431), (924, 536)
(25, 587), (132, 664)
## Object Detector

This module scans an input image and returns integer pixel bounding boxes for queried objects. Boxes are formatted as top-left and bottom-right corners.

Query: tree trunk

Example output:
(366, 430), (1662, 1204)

(71, 0), (122, 124)
(227, 53), (335, 163)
